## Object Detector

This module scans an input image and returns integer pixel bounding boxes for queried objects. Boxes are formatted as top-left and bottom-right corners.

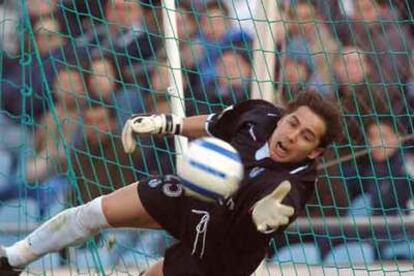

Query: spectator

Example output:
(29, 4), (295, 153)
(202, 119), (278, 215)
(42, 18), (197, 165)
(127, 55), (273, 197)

(70, 106), (136, 197)
(0, 114), (27, 194)
(332, 46), (410, 161)
(306, 47), (375, 218)
(280, 36), (317, 90)
(332, 46), (371, 89)
(386, 0), (414, 37)
(121, 60), (180, 176)
(26, 67), (86, 183)
(75, 0), (142, 46)
(1, 0), (158, 121)
(331, 46), (373, 106)
(69, 105), (168, 266)
(27, 0), (57, 19)
(194, 0), (252, 87)
(188, 47), (252, 115)
(69, 105), (137, 204)
(313, 81), (407, 219)
(33, 16), (65, 56)
(286, 1), (339, 92)
(215, 49), (251, 92)
(1, 2), (70, 120)
(147, 59), (188, 114)
(149, 2), (202, 92)
(87, 55), (120, 104)
(344, 121), (413, 216)
(72, 105), (117, 157)
(175, 2), (203, 70)
(75, 0), (162, 68)
(174, 1), (198, 42)
(54, 0), (108, 38)
(123, 1), (199, 87)
(279, 55), (313, 105)
(85, 53), (150, 130)
(85, 54), (133, 126)
(0, 67), (85, 217)
(105, 0), (143, 36)
(332, 0), (413, 95)
(316, 118), (413, 259)
(1, 12), (66, 120)
(331, 46), (375, 99)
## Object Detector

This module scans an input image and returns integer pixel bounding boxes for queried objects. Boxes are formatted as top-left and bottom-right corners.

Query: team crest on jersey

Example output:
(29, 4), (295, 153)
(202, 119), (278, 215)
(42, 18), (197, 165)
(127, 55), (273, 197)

(148, 178), (162, 188)
(249, 166), (265, 178)
(162, 183), (183, 197)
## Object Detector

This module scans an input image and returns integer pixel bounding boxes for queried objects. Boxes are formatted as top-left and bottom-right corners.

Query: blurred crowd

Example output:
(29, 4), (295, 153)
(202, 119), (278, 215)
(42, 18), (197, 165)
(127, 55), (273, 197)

(0, 0), (414, 268)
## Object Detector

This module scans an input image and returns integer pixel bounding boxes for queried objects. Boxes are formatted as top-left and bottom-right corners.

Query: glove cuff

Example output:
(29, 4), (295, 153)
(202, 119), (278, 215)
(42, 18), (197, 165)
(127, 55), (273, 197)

(163, 114), (183, 135)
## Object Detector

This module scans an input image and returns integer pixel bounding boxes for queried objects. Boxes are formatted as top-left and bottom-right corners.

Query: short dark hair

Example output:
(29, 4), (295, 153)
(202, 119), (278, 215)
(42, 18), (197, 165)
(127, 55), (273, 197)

(285, 90), (342, 147)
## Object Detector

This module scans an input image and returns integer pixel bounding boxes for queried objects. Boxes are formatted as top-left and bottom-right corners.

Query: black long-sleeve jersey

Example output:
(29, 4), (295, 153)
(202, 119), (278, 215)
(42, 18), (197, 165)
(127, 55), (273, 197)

(139, 99), (318, 275)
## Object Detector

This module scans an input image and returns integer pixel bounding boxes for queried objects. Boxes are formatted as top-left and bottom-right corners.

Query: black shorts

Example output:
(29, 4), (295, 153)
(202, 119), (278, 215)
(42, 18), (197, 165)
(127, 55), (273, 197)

(137, 174), (220, 275)
(137, 174), (265, 276)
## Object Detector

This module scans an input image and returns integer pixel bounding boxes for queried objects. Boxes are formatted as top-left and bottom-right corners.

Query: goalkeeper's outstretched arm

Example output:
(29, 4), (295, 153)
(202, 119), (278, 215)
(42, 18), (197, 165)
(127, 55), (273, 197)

(122, 113), (210, 153)
(181, 115), (209, 138)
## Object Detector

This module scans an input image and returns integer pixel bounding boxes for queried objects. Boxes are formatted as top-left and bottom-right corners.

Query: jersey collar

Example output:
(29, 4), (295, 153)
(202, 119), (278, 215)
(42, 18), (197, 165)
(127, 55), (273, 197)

(254, 142), (316, 172)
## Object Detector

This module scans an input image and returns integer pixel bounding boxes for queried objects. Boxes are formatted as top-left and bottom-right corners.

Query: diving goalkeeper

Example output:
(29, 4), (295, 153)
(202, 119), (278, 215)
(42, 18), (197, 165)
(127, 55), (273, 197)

(0, 91), (341, 276)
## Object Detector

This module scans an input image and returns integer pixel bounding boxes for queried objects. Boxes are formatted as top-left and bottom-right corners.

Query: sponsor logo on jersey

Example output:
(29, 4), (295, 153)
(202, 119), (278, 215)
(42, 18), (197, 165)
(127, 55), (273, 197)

(148, 178), (163, 188)
(162, 183), (183, 197)
(249, 166), (265, 178)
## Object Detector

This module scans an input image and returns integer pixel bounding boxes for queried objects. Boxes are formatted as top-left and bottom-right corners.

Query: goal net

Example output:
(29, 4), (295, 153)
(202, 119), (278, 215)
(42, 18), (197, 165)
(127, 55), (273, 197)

(0, 0), (413, 275)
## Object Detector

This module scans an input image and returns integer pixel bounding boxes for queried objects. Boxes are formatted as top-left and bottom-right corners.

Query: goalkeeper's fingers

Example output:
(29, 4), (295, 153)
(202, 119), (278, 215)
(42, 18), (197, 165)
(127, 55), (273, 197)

(256, 204), (294, 229)
(277, 204), (295, 217)
(270, 180), (292, 203)
(121, 120), (136, 153)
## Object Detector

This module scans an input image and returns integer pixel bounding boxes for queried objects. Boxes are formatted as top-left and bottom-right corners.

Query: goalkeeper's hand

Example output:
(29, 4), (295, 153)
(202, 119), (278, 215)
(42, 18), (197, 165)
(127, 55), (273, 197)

(252, 180), (295, 234)
(121, 114), (183, 153)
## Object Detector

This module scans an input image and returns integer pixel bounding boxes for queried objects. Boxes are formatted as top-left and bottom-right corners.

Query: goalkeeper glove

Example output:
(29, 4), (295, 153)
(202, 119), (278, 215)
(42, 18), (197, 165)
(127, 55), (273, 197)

(252, 180), (295, 234)
(121, 114), (183, 153)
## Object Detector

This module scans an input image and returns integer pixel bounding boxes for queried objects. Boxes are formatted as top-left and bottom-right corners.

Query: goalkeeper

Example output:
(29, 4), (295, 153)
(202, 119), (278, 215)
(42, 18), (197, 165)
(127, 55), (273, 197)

(1, 91), (341, 276)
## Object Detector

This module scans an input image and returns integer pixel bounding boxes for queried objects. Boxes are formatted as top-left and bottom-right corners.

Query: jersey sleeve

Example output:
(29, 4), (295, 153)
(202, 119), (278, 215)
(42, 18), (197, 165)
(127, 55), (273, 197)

(205, 100), (283, 142)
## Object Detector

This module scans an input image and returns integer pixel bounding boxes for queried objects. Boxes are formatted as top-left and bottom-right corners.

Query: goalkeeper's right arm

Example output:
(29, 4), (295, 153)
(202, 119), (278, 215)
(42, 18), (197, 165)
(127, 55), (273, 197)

(121, 113), (209, 153)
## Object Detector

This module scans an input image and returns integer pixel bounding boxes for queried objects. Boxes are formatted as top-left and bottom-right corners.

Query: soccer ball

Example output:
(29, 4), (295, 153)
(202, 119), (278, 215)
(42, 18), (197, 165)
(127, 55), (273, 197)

(177, 137), (244, 202)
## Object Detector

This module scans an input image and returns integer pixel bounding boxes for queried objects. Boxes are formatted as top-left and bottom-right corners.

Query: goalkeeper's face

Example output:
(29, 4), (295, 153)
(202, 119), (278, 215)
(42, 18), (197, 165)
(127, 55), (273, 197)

(269, 106), (326, 163)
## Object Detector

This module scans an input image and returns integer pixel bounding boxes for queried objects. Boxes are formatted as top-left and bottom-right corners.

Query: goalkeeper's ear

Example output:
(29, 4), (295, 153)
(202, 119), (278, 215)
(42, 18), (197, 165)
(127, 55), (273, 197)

(307, 147), (325, 160)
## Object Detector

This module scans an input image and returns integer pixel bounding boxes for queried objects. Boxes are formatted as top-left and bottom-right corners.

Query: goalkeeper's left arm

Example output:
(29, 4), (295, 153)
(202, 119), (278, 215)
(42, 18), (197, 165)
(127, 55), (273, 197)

(121, 113), (210, 153)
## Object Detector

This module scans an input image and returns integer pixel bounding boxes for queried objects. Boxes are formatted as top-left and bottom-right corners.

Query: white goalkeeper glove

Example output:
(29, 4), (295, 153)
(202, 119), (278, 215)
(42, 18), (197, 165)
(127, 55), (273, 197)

(252, 180), (295, 234)
(121, 114), (183, 153)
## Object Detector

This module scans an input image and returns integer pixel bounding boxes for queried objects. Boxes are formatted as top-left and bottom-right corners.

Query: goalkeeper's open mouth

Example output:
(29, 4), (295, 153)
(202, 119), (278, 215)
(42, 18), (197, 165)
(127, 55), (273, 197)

(274, 141), (289, 158)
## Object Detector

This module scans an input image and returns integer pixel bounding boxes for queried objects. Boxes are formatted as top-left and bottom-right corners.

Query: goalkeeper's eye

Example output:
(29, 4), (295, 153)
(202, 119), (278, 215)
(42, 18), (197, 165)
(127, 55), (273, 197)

(302, 133), (312, 142)
(288, 119), (298, 128)
(301, 129), (316, 143)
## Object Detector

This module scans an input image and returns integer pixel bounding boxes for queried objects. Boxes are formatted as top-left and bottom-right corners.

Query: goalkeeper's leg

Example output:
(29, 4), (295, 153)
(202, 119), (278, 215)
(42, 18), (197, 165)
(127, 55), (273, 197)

(1, 182), (160, 269)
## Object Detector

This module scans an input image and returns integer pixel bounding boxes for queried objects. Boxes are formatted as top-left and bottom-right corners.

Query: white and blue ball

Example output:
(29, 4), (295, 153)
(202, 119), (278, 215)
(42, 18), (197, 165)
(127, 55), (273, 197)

(177, 137), (244, 202)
